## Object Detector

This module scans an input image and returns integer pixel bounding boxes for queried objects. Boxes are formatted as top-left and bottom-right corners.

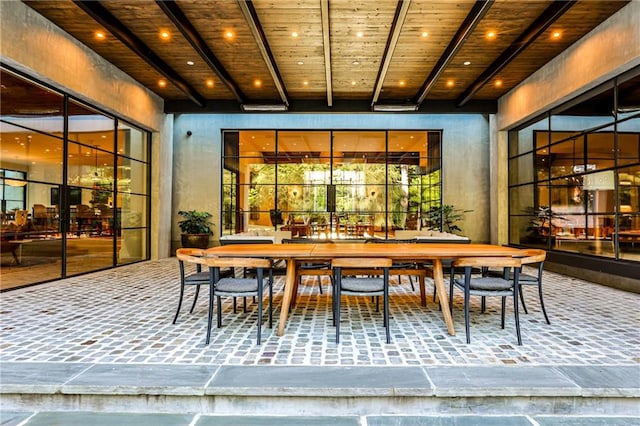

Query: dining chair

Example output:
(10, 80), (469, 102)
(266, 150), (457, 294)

(282, 238), (334, 308)
(449, 256), (523, 345)
(332, 257), (393, 344)
(203, 257), (273, 345)
(487, 249), (550, 324)
(364, 238), (427, 306)
(173, 248), (208, 324)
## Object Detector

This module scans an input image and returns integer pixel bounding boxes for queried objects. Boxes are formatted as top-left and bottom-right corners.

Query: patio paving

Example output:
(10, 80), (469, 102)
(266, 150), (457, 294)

(0, 258), (638, 367)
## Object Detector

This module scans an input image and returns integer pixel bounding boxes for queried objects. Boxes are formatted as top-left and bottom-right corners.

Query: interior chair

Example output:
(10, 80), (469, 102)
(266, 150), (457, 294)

(203, 257), (273, 345)
(282, 238), (334, 308)
(332, 257), (393, 344)
(32, 204), (48, 230)
(173, 248), (233, 324)
(365, 238), (427, 306)
(449, 256), (524, 345)
(486, 249), (549, 324)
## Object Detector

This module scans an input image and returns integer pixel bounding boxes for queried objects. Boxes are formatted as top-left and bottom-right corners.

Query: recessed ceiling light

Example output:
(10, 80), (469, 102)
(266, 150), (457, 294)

(254, 79), (262, 87)
(463, 61), (471, 66)
(486, 31), (496, 40)
(292, 31), (298, 38)
(159, 30), (170, 40)
(206, 79), (214, 88)
(356, 31), (363, 38)
(399, 80), (406, 87)
(95, 31), (106, 40)
(494, 79), (503, 87)
(297, 61), (304, 65)
(158, 79), (167, 88)
(303, 81), (309, 86)
(352, 60), (360, 65)
(225, 30), (234, 39)
(187, 61), (194, 66)
(446, 80), (455, 87)
(552, 30), (562, 39)
(421, 31), (428, 38)
(351, 81), (357, 85)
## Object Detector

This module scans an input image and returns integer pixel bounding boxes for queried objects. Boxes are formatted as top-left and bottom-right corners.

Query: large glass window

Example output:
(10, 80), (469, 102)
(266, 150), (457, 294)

(0, 67), (151, 289)
(508, 67), (640, 263)
(222, 129), (442, 239)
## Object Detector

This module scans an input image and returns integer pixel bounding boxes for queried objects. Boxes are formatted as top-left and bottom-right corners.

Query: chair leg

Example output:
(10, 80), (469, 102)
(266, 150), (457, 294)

(513, 289), (522, 346)
(501, 296), (506, 329)
(464, 274), (471, 344)
(335, 284), (341, 343)
(384, 272), (390, 344)
(519, 285), (529, 314)
(268, 273), (273, 328)
(257, 286), (263, 345)
(173, 283), (185, 324)
(206, 273), (215, 345)
(217, 296), (223, 328)
(233, 297), (237, 314)
(481, 296), (486, 313)
(317, 276), (323, 294)
(408, 275), (415, 291)
(243, 296), (247, 313)
(538, 282), (551, 325)
(189, 285), (200, 314)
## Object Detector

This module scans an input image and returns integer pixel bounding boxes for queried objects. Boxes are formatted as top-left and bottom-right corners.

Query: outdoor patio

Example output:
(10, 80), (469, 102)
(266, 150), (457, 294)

(0, 258), (638, 366)
(1, 258), (639, 424)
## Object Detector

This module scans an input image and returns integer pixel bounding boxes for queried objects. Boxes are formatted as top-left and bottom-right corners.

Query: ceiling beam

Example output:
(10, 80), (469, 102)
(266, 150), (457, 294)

(320, 0), (333, 107)
(456, 0), (576, 107)
(237, 0), (289, 106)
(371, 0), (412, 107)
(156, 0), (246, 104)
(414, 0), (494, 106)
(73, 0), (206, 107)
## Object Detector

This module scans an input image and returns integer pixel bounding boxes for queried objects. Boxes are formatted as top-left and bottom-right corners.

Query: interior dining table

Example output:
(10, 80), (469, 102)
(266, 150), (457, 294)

(205, 242), (524, 337)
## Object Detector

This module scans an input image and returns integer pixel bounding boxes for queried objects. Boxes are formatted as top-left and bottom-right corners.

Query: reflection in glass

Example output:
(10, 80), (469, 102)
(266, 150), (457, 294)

(118, 228), (147, 265)
(117, 121), (148, 162)
(0, 69), (64, 135)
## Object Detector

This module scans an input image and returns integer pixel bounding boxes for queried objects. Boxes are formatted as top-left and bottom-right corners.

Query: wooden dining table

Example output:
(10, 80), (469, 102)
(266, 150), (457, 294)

(205, 242), (523, 337)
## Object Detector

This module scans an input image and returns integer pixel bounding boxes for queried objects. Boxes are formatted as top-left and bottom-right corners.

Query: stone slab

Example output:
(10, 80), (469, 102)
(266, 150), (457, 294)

(534, 416), (640, 425)
(23, 412), (194, 426)
(556, 366), (640, 397)
(0, 362), (92, 393)
(206, 366), (432, 396)
(367, 416), (534, 425)
(425, 366), (581, 397)
(0, 411), (35, 426)
(196, 415), (360, 425)
(61, 364), (220, 396)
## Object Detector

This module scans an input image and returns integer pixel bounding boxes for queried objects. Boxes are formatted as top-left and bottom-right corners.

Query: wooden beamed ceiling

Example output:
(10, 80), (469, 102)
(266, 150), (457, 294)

(22, 0), (629, 113)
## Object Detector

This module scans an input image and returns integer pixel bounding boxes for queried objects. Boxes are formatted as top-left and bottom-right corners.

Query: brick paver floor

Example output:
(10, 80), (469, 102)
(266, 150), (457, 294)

(1, 258), (638, 367)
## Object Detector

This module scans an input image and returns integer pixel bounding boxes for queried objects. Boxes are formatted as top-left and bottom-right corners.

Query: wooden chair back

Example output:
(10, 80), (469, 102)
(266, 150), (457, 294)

(452, 256), (522, 269)
(176, 248), (205, 264)
(203, 257), (271, 269)
(332, 257), (392, 269)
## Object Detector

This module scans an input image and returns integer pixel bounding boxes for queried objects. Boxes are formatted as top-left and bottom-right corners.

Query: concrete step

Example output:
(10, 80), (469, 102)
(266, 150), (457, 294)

(1, 363), (638, 419)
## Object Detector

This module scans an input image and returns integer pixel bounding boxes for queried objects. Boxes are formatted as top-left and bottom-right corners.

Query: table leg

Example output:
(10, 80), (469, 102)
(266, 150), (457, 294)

(432, 259), (455, 336)
(277, 259), (297, 336)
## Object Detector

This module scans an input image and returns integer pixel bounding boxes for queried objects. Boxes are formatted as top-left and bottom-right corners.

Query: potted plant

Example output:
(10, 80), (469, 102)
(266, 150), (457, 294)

(424, 204), (472, 234)
(178, 210), (214, 248)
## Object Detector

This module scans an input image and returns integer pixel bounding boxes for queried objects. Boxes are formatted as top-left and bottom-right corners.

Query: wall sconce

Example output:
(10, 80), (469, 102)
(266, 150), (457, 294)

(186, 130), (192, 137)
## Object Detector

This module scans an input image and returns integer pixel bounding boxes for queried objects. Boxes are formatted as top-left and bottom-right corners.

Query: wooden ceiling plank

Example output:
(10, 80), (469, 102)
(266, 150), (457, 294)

(72, 0), (206, 107)
(456, 0), (576, 107)
(414, 0), (494, 105)
(321, 0), (332, 107)
(237, 0), (289, 106)
(156, 0), (246, 104)
(371, 0), (412, 107)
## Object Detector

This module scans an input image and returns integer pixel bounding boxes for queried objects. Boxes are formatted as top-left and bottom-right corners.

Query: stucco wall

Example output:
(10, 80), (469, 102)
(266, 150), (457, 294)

(0, 1), (172, 259)
(172, 113), (491, 248)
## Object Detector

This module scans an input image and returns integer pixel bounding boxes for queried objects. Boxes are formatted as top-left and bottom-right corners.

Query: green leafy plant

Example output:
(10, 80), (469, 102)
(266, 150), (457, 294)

(425, 204), (472, 233)
(177, 210), (214, 235)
